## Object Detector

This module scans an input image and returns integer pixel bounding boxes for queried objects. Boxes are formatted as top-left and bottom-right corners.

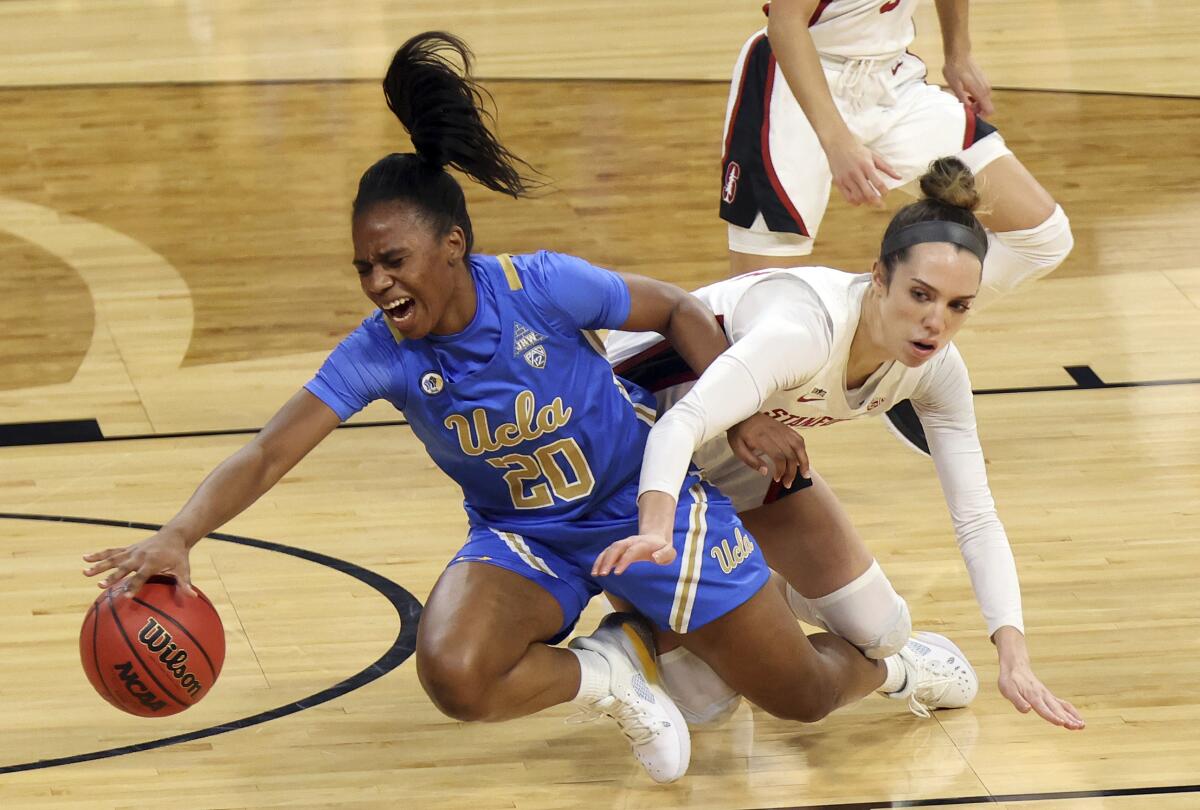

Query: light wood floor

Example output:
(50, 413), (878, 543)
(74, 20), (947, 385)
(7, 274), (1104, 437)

(1, 2), (1198, 808)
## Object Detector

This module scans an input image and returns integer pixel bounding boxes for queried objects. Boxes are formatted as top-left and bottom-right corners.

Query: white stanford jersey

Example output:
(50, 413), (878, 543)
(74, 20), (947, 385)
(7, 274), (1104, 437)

(607, 267), (1024, 636)
(804, 0), (922, 62)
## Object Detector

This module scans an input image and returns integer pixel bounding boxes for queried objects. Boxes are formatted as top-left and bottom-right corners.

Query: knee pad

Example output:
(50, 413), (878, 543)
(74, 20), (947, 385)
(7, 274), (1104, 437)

(977, 204), (1074, 309)
(802, 560), (912, 659)
(658, 647), (743, 725)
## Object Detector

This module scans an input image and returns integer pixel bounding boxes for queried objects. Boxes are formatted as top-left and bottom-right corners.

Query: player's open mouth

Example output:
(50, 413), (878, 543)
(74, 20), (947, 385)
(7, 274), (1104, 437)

(382, 296), (416, 325)
(910, 340), (936, 357)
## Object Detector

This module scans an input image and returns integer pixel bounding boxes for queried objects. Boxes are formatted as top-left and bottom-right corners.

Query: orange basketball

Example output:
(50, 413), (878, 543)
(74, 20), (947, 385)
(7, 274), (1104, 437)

(80, 575), (226, 717)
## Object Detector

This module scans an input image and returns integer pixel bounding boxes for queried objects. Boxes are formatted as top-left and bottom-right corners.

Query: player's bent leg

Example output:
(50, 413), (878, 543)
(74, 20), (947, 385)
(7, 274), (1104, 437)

(739, 472), (873, 598)
(598, 478), (880, 723)
(417, 561), (576, 722)
(968, 152), (1074, 309)
(679, 581), (887, 723)
(740, 473), (911, 658)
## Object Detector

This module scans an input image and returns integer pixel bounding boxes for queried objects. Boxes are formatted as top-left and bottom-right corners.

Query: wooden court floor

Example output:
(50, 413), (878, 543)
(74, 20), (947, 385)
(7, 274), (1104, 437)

(1, 2), (1198, 808)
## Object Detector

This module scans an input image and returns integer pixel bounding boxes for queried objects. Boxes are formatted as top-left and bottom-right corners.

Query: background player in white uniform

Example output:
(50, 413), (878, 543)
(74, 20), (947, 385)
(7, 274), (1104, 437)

(720, 0), (1075, 452)
(721, 0), (1073, 298)
(605, 159), (1085, 730)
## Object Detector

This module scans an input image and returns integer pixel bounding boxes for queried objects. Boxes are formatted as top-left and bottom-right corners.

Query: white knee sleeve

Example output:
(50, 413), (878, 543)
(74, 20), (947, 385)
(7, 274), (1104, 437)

(786, 560), (911, 659)
(976, 204), (1074, 310)
(658, 647), (743, 725)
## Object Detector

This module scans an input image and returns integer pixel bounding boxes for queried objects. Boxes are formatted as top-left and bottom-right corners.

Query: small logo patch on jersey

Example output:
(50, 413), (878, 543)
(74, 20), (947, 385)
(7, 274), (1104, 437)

(514, 322), (548, 369)
(722, 161), (742, 204)
(796, 394), (825, 403)
(868, 397), (885, 411)
(523, 345), (547, 370)
(420, 372), (444, 395)
(513, 322), (546, 355)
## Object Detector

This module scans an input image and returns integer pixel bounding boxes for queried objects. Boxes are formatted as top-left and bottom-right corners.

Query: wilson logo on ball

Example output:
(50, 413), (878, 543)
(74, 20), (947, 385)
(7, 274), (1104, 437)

(137, 617), (205, 696)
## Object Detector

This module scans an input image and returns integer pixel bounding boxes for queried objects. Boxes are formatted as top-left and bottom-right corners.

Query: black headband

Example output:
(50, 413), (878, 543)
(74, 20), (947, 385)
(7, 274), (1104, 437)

(880, 220), (987, 264)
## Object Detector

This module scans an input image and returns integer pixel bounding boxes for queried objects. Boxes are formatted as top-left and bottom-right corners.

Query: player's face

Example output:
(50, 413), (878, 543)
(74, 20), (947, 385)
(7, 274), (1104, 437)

(874, 242), (981, 367)
(352, 202), (469, 340)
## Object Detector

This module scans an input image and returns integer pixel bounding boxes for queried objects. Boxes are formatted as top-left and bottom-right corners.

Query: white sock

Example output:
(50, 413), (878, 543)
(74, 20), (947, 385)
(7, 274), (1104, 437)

(570, 647), (610, 705)
(880, 654), (907, 694)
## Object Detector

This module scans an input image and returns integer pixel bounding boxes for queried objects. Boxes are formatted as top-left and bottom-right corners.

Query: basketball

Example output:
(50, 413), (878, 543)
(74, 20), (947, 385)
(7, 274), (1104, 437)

(79, 575), (226, 717)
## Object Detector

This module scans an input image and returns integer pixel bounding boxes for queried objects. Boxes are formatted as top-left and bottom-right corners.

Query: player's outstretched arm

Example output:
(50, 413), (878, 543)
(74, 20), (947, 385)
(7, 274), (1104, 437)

(993, 626), (1086, 729)
(82, 389), (341, 597)
(768, 0), (900, 205)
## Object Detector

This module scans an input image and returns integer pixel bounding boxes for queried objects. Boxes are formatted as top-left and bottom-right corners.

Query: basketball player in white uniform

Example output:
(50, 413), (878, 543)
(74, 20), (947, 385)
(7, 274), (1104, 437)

(604, 159), (1084, 730)
(720, 0), (1075, 453)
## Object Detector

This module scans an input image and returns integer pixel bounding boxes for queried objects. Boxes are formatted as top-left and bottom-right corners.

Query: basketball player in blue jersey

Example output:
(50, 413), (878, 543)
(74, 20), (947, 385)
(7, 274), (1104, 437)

(83, 32), (964, 784)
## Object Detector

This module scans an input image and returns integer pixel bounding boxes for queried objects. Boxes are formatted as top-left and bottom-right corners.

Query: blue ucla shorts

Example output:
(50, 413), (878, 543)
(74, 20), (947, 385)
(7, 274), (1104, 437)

(448, 473), (770, 643)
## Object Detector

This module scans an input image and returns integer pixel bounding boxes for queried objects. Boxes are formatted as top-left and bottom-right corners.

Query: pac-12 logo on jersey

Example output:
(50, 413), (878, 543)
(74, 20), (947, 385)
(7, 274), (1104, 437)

(867, 397), (885, 412)
(524, 345), (547, 369)
(723, 161), (742, 204)
(514, 322), (548, 370)
(420, 372), (444, 395)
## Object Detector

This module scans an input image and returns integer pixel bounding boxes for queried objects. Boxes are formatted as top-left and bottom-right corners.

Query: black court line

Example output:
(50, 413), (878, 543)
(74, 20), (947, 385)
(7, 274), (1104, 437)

(972, 367), (1200, 396)
(1, 78), (1196, 101)
(758, 781), (1200, 809)
(2, 365), (1197, 449)
(0, 513), (422, 776)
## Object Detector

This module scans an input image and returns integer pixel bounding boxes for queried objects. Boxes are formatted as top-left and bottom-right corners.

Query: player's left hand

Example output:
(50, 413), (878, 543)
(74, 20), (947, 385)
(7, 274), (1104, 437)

(997, 659), (1085, 730)
(592, 533), (676, 576)
(727, 413), (810, 487)
(942, 55), (995, 117)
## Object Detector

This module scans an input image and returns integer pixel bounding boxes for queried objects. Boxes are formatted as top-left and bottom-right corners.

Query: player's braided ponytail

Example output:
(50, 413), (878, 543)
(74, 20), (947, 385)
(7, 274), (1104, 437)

(353, 31), (539, 253)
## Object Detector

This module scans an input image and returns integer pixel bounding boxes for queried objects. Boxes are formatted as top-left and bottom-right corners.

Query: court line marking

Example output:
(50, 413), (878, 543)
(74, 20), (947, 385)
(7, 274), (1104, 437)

(758, 780), (1200, 808)
(0, 513), (422, 776)
(4, 367), (1195, 448)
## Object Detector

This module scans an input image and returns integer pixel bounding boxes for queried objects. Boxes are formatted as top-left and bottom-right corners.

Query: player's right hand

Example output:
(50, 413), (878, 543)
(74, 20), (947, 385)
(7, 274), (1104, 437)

(728, 412), (810, 487)
(826, 137), (901, 207)
(83, 530), (196, 598)
(592, 533), (676, 577)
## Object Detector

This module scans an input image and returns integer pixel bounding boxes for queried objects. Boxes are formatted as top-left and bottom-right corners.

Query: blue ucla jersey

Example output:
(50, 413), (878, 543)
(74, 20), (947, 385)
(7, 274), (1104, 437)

(306, 251), (658, 542)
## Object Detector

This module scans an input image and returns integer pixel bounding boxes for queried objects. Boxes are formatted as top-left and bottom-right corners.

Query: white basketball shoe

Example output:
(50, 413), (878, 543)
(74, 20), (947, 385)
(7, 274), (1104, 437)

(883, 631), (979, 717)
(569, 613), (691, 783)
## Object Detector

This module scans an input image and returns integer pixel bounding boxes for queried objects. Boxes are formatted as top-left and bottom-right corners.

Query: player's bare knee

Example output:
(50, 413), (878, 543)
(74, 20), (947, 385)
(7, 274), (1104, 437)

(416, 642), (500, 721)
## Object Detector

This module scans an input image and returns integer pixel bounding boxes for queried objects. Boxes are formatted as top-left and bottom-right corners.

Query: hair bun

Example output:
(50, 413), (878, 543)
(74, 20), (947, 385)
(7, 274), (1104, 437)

(918, 156), (980, 211)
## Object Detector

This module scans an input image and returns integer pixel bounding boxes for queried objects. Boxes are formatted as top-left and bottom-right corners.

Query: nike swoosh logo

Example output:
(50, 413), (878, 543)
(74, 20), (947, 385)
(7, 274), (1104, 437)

(796, 396), (826, 403)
